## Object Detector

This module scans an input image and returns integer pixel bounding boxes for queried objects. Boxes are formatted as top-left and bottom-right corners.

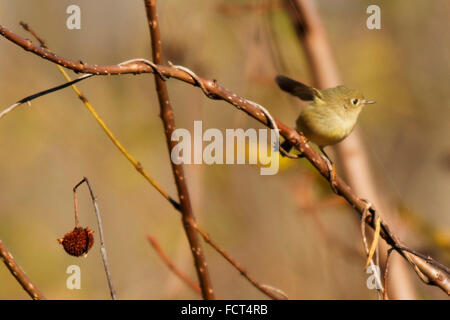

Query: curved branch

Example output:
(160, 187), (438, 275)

(73, 177), (117, 300)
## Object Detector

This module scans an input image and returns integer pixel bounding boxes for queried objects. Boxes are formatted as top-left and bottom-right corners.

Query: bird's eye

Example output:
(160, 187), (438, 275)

(351, 99), (359, 106)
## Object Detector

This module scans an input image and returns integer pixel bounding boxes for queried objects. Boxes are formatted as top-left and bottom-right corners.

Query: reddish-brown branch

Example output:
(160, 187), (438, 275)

(0, 21), (448, 295)
(147, 235), (201, 295)
(11, 21), (286, 301)
(142, 0), (215, 299)
(193, 225), (287, 300)
(0, 239), (46, 300)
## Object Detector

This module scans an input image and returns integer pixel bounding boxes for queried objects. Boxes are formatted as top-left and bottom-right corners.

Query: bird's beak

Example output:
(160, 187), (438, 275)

(363, 100), (376, 105)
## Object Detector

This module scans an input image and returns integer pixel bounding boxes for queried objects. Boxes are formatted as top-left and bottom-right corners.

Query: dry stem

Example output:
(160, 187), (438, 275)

(73, 177), (116, 299)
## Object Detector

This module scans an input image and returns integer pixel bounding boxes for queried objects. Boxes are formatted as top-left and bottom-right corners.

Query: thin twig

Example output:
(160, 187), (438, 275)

(143, 0), (214, 299)
(395, 246), (450, 275)
(0, 239), (46, 300)
(0, 74), (93, 120)
(193, 224), (287, 300)
(383, 248), (394, 300)
(147, 235), (201, 295)
(73, 177), (116, 300)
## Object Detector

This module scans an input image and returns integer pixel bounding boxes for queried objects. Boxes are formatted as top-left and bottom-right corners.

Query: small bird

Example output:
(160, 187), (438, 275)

(275, 75), (375, 190)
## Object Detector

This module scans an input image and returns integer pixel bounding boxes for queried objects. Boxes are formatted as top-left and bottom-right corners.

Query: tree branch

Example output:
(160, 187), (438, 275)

(0, 239), (46, 300)
(193, 225), (288, 300)
(147, 235), (201, 295)
(12, 21), (284, 300)
(1, 19), (449, 295)
(142, 0), (215, 299)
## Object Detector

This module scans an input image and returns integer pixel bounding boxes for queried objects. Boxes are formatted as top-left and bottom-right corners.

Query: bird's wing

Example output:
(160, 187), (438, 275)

(275, 75), (322, 101)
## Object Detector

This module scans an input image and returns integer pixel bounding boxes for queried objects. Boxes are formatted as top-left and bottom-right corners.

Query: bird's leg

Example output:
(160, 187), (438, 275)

(279, 139), (303, 159)
(319, 147), (338, 194)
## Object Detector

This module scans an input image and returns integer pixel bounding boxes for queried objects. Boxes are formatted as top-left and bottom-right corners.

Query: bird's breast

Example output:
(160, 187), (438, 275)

(296, 106), (356, 147)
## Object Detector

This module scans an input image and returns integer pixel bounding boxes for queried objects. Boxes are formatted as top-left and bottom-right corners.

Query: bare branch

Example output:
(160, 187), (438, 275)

(15, 22), (283, 300)
(194, 225), (288, 300)
(147, 235), (201, 295)
(1, 17), (449, 295)
(0, 74), (93, 120)
(143, 0), (214, 299)
(0, 239), (46, 300)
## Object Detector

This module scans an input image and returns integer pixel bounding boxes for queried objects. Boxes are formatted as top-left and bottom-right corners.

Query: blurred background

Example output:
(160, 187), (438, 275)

(0, 0), (449, 299)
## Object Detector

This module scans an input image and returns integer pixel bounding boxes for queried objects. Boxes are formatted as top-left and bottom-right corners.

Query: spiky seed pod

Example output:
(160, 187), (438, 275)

(58, 227), (94, 257)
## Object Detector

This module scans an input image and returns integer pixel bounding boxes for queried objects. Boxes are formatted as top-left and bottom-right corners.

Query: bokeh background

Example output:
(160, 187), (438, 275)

(0, 0), (449, 299)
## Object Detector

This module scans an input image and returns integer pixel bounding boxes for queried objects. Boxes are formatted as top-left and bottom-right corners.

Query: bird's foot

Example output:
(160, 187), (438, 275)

(279, 140), (303, 159)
